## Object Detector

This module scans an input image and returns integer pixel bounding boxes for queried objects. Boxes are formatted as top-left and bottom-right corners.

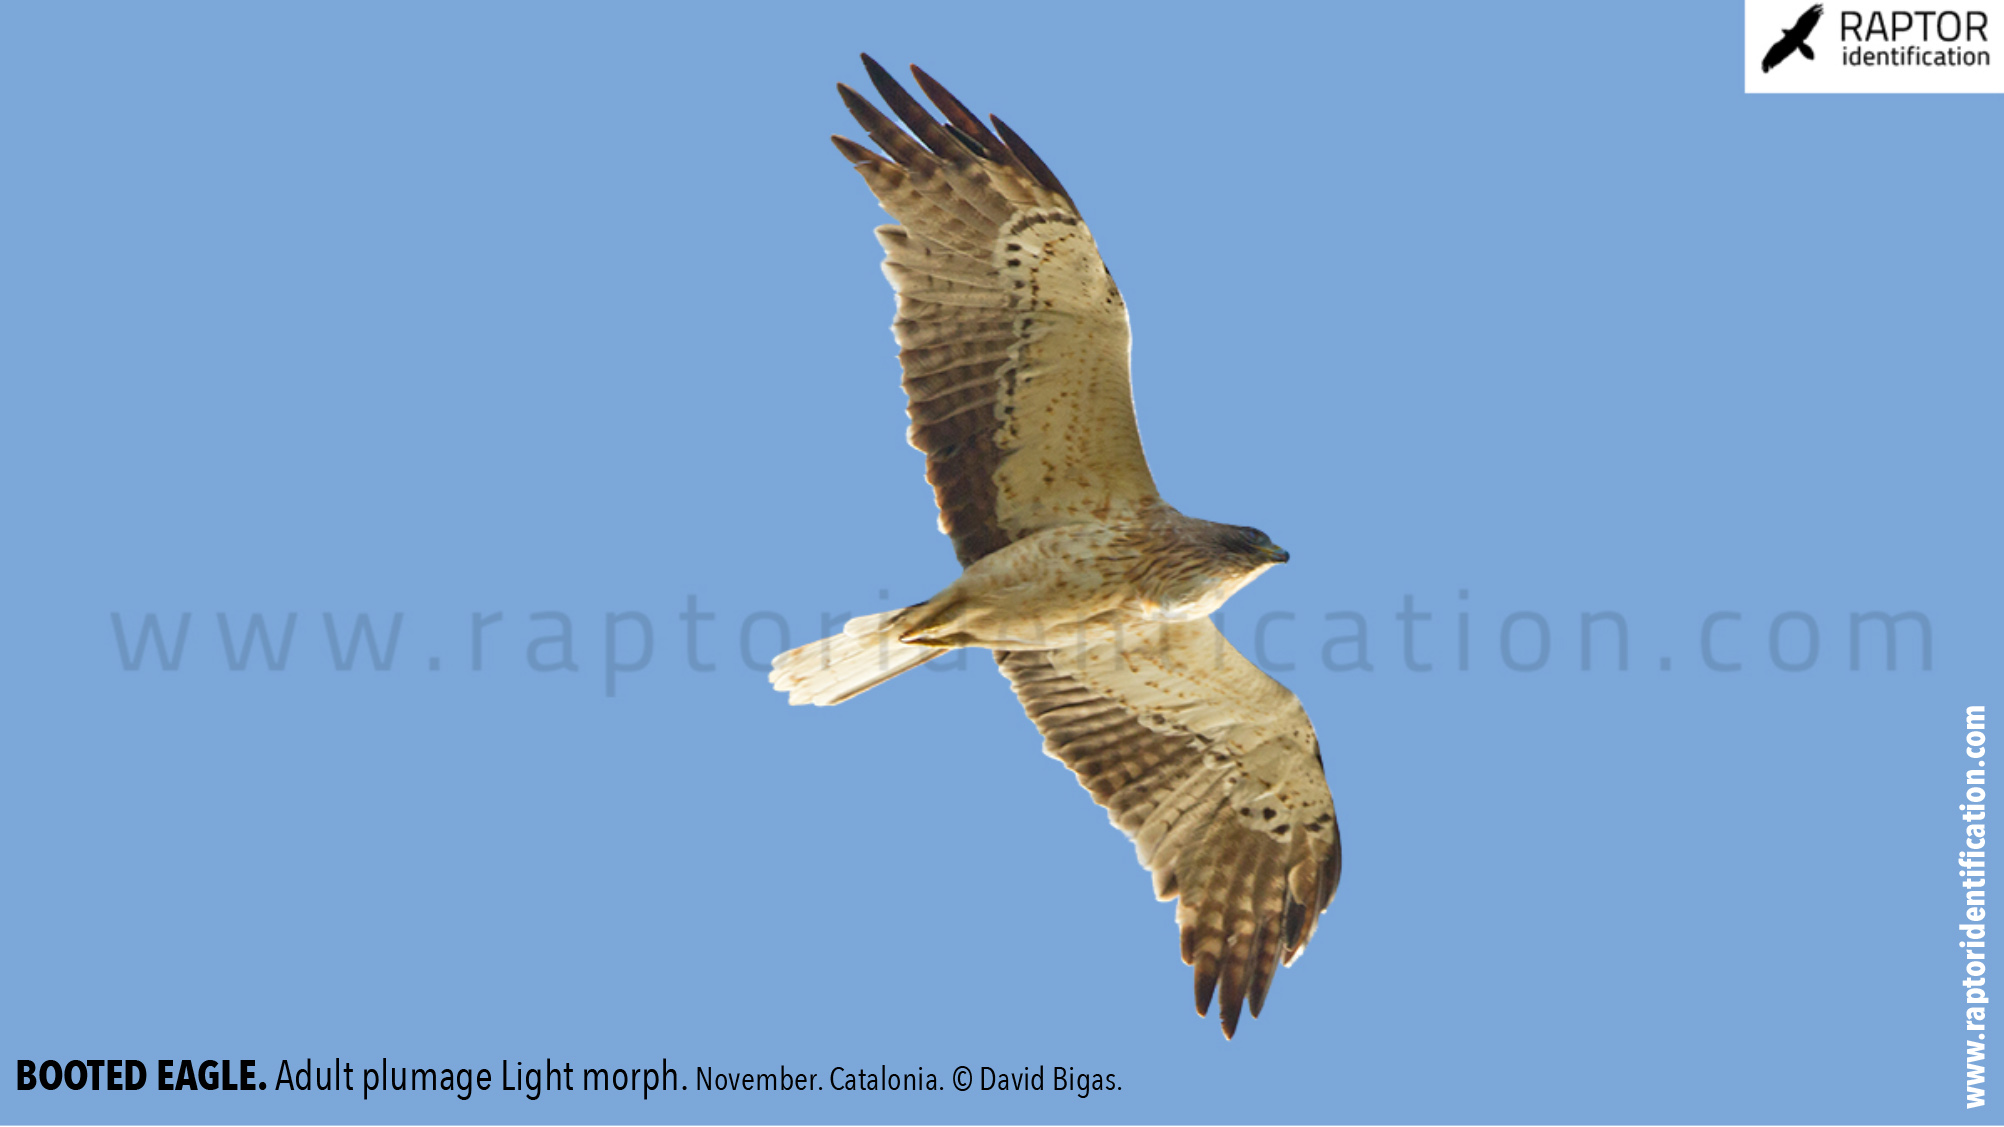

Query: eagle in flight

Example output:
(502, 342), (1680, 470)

(770, 56), (1341, 1039)
(1762, 4), (1823, 71)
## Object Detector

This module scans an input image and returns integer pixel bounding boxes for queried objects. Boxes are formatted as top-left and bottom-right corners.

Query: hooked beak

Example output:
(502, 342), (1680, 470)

(1263, 543), (1290, 564)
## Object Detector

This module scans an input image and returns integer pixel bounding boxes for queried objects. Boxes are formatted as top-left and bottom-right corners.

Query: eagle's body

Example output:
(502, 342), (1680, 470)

(769, 57), (1341, 1039)
(898, 502), (1281, 649)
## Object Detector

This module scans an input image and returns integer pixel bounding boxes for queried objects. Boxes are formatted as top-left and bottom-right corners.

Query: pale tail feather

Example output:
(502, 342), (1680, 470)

(769, 609), (942, 706)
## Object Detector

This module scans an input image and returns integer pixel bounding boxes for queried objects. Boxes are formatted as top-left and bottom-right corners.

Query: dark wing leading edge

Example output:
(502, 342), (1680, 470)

(1762, 37), (1795, 71)
(1791, 3), (1823, 38)
(998, 621), (1342, 1039)
(833, 57), (1160, 567)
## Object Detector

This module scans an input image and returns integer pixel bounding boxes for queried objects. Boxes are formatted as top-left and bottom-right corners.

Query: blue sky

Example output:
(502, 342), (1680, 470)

(3, 2), (1998, 1124)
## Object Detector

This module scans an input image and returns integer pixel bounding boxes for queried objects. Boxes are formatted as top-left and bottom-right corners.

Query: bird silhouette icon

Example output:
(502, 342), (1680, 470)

(1763, 4), (1823, 71)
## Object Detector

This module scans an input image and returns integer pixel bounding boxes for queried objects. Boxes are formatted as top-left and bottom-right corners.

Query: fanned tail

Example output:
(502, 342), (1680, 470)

(769, 609), (942, 706)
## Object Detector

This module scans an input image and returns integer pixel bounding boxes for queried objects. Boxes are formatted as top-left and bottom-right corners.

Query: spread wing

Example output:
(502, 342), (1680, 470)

(1792, 3), (1823, 37)
(998, 620), (1341, 1039)
(833, 57), (1160, 567)
(1761, 36), (1794, 71)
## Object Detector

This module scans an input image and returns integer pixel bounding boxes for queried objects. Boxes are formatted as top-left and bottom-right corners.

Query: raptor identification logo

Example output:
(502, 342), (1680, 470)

(1745, 0), (2004, 90)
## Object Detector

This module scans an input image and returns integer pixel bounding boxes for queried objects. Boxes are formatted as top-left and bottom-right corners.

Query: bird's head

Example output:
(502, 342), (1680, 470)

(1213, 524), (1290, 570)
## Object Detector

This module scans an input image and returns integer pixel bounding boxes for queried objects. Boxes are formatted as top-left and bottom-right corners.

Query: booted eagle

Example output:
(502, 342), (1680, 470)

(771, 56), (1340, 1039)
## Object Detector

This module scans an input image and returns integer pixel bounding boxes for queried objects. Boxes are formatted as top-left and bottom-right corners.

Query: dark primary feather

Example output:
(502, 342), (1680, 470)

(990, 115), (1073, 205)
(860, 55), (965, 159)
(909, 65), (1003, 159)
(1791, 3), (1823, 36)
